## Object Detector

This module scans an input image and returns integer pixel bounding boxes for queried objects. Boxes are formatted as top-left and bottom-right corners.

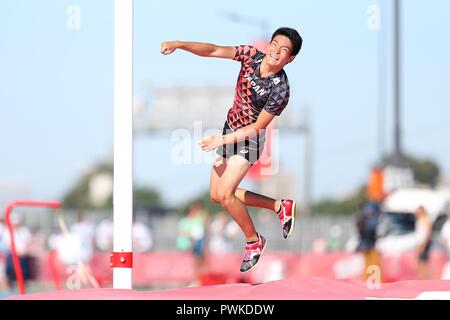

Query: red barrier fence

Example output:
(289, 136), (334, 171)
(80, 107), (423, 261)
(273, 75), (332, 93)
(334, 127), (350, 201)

(34, 250), (447, 289)
(4, 200), (61, 294)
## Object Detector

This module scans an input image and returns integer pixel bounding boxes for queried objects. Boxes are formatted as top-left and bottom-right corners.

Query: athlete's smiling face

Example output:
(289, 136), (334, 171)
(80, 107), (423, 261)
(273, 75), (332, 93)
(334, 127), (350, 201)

(266, 35), (296, 68)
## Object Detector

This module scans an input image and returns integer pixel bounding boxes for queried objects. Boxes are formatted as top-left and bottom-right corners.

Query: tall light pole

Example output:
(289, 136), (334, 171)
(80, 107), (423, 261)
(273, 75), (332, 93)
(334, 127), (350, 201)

(393, 0), (404, 167)
(383, 0), (414, 193)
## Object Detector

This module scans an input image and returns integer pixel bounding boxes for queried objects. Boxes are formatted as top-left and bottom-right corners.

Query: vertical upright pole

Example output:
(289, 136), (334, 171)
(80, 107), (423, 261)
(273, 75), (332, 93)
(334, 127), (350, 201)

(113, 0), (133, 289)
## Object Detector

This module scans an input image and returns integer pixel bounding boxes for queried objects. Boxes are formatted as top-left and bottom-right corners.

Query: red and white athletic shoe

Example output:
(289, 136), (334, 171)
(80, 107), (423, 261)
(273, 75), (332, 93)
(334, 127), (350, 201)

(240, 233), (267, 273)
(277, 199), (296, 239)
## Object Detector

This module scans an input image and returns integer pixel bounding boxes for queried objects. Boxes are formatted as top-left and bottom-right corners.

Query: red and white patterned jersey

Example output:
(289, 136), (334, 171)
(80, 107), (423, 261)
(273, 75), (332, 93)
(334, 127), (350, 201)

(226, 45), (290, 131)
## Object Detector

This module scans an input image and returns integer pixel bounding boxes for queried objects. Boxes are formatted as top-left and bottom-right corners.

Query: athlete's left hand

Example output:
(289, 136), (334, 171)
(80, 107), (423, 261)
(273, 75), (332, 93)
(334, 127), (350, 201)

(199, 135), (223, 152)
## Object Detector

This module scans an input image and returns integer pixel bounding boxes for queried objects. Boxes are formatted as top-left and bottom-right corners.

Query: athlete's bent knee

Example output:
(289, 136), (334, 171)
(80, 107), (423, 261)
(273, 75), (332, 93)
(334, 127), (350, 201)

(217, 190), (234, 208)
(210, 191), (220, 204)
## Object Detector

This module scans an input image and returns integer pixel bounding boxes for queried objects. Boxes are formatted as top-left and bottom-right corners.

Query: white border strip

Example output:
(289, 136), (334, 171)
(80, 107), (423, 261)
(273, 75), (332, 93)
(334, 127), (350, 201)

(367, 291), (450, 300)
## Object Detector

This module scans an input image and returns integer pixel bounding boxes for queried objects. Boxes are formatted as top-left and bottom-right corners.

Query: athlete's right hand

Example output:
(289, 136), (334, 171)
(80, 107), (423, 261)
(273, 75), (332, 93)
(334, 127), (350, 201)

(161, 41), (178, 55)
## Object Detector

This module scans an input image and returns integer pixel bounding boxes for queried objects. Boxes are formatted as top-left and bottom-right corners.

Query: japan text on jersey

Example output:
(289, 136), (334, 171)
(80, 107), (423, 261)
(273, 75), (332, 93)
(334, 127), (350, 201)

(227, 45), (290, 131)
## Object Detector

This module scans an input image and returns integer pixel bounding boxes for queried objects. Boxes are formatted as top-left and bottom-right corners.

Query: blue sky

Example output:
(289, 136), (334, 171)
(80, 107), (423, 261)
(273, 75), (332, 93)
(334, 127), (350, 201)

(1, 0), (449, 207)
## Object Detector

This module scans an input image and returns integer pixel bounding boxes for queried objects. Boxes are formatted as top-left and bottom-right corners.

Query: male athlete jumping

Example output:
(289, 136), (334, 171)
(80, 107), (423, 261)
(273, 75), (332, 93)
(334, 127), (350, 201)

(161, 27), (303, 272)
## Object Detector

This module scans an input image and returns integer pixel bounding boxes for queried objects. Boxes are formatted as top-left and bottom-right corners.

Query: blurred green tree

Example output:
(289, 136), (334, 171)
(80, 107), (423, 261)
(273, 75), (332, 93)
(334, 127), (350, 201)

(313, 154), (441, 215)
(312, 185), (367, 215)
(62, 163), (162, 210)
(384, 154), (440, 187)
(62, 163), (113, 209)
(133, 186), (162, 208)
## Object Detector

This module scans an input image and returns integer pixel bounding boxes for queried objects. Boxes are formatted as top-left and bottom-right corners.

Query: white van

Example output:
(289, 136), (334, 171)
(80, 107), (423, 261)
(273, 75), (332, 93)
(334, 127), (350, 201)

(376, 187), (450, 255)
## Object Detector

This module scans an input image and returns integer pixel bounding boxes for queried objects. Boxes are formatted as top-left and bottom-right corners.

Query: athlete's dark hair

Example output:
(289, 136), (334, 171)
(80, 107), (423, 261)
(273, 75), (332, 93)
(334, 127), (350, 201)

(271, 27), (303, 56)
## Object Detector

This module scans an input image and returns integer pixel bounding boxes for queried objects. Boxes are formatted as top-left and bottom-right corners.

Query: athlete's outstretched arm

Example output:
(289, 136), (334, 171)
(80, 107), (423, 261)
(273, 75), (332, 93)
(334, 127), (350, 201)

(199, 110), (276, 152)
(161, 41), (235, 59)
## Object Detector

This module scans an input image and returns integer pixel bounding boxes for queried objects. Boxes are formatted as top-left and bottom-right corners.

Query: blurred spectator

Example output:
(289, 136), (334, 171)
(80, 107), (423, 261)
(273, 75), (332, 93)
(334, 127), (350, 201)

(176, 201), (208, 257)
(1, 212), (33, 288)
(208, 211), (239, 253)
(0, 218), (8, 290)
(327, 224), (344, 251)
(48, 213), (99, 289)
(355, 202), (382, 281)
(95, 218), (113, 252)
(415, 206), (432, 280)
(132, 220), (154, 253)
(48, 232), (83, 266)
(47, 230), (100, 289)
(189, 202), (209, 262)
(0, 218), (6, 251)
(26, 227), (45, 282)
(440, 211), (450, 279)
(94, 217), (154, 253)
(311, 237), (328, 255)
(176, 215), (193, 252)
(176, 201), (209, 284)
(69, 211), (95, 263)
(49, 212), (96, 267)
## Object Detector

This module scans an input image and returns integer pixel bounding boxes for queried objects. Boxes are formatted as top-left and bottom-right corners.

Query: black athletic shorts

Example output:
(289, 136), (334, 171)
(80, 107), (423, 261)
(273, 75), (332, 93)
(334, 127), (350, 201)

(216, 121), (265, 165)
